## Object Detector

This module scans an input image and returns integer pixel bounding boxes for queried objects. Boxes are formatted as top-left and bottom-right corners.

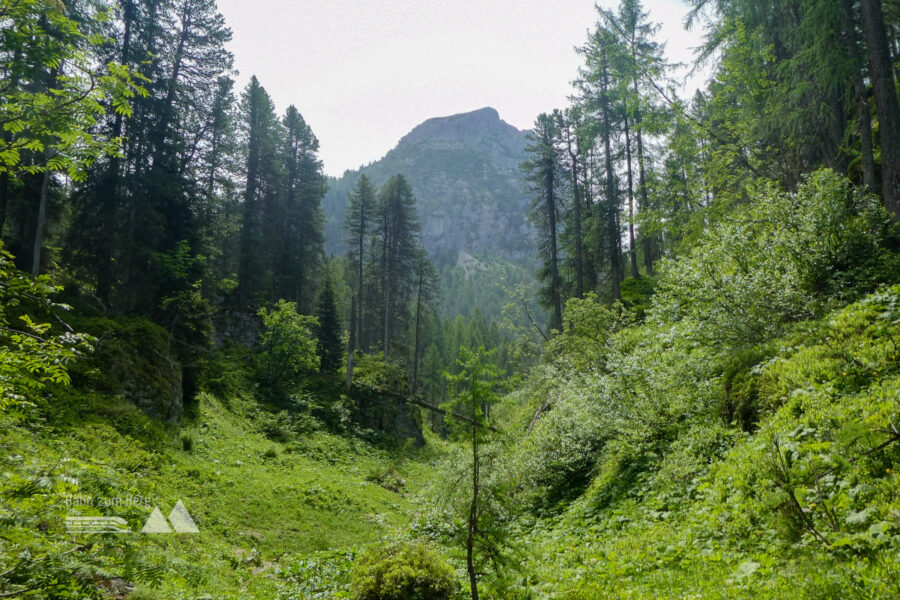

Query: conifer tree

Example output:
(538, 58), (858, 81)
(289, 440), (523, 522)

(411, 251), (439, 394)
(237, 76), (282, 307)
(276, 106), (326, 311)
(316, 274), (343, 374)
(372, 174), (422, 358)
(578, 25), (624, 300)
(522, 112), (565, 330)
(344, 174), (377, 352)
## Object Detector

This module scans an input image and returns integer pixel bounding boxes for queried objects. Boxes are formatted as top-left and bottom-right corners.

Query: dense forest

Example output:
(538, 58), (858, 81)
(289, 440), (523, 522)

(2, 0), (900, 598)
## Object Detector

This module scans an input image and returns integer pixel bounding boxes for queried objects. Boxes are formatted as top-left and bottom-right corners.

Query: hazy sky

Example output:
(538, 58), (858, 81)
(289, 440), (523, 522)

(215, 0), (710, 176)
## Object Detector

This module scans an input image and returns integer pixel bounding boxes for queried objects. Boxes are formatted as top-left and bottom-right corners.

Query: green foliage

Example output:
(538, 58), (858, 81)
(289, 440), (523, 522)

(0, 244), (93, 413)
(316, 275), (344, 374)
(720, 346), (773, 431)
(500, 284), (900, 599)
(352, 352), (408, 394)
(0, 0), (147, 179)
(619, 276), (655, 320)
(70, 315), (183, 419)
(652, 170), (900, 349)
(349, 541), (456, 600)
(255, 300), (320, 398)
(127, 588), (162, 600)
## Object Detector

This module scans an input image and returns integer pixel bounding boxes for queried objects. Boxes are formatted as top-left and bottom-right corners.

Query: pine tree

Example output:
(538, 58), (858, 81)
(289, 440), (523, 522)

(559, 108), (586, 298)
(411, 251), (439, 394)
(65, 0), (232, 309)
(578, 24), (625, 300)
(443, 346), (509, 600)
(860, 0), (900, 217)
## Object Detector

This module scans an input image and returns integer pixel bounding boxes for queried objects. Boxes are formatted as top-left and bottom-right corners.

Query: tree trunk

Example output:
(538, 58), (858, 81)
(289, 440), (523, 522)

(624, 111), (639, 278)
(412, 271), (423, 393)
(466, 419), (480, 600)
(632, 56), (654, 276)
(238, 87), (261, 307)
(346, 295), (356, 389)
(546, 172), (563, 331)
(96, 1), (134, 304)
(356, 203), (366, 350)
(600, 52), (621, 300)
(382, 214), (391, 358)
(842, 0), (878, 193)
(30, 166), (51, 277)
(0, 172), (8, 240)
(566, 127), (584, 297)
(860, 0), (900, 217)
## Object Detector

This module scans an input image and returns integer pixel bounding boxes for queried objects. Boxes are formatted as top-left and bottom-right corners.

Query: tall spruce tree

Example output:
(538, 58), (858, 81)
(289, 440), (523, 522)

(522, 111), (565, 330)
(236, 76), (282, 308)
(316, 273), (343, 374)
(411, 250), (439, 394)
(860, 0), (900, 217)
(344, 174), (377, 363)
(372, 174), (422, 359)
(578, 24), (624, 300)
(276, 106), (326, 311)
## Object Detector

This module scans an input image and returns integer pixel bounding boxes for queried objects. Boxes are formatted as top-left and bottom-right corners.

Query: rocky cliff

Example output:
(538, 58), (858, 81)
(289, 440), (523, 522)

(322, 107), (533, 263)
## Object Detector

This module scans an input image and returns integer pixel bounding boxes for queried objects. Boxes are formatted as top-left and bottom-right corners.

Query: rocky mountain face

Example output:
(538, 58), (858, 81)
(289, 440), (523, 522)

(322, 107), (533, 264)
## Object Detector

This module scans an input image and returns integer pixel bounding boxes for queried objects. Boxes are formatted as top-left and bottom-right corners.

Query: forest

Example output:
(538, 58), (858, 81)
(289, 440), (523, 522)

(2, 0), (900, 598)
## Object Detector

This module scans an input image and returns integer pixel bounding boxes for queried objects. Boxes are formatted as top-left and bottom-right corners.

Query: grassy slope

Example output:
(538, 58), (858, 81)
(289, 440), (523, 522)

(1, 388), (445, 599)
(513, 287), (900, 599)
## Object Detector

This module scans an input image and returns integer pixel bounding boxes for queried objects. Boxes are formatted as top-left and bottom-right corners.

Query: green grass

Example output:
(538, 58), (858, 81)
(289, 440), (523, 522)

(1, 389), (444, 599)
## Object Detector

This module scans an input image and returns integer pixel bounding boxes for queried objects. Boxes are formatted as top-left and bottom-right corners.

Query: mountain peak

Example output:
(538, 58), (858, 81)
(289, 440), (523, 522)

(397, 106), (521, 149)
(322, 105), (533, 272)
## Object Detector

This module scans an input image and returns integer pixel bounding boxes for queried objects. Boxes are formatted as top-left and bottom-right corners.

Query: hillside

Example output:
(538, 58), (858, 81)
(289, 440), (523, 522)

(6, 0), (900, 598)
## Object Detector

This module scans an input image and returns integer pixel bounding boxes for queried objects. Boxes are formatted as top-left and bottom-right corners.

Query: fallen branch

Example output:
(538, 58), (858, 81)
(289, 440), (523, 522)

(353, 385), (499, 433)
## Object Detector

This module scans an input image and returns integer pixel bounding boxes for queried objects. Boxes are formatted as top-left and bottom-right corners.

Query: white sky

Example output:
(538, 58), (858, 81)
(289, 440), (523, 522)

(215, 0), (711, 176)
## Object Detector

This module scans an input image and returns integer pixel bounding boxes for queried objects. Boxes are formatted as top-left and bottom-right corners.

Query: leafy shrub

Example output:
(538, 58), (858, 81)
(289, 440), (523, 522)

(619, 276), (656, 320)
(720, 346), (774, 431)
(349, 541), (456, 600)
(0, 244), (94, 414)
(126, 588), (162, 600)
(352, 352), (408, 394)
(200, 342), (252, 400)
(365, 466), (406, 493)
(255, 300), (319, 400)
(652, 169), (900, 349)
